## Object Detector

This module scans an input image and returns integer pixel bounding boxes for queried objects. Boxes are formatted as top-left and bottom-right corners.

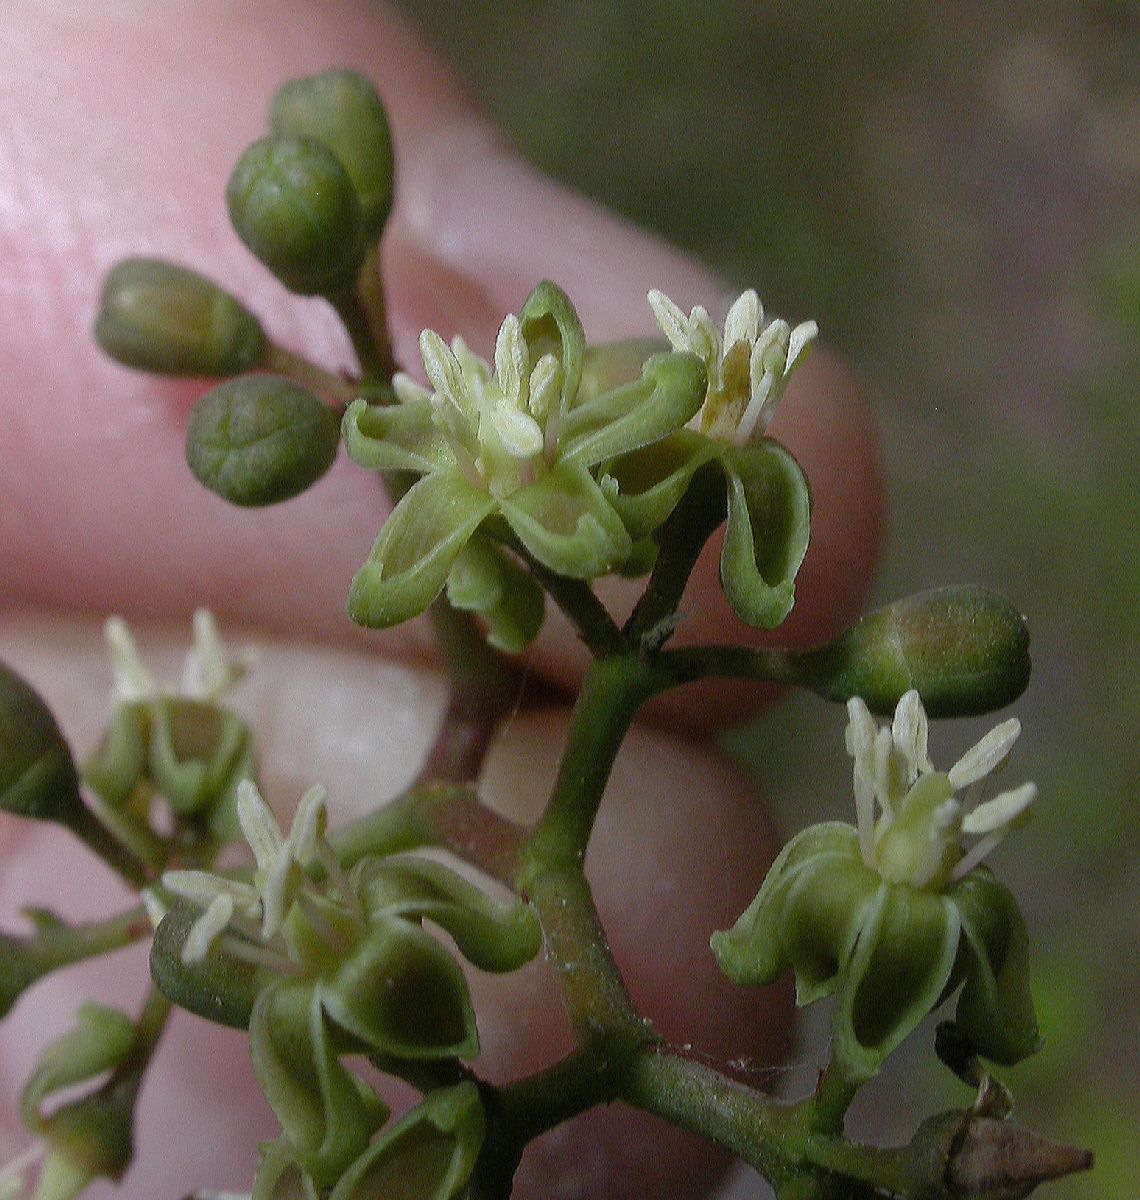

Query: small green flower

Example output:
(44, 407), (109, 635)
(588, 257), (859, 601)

(712, 690), (1040, 1081)
(343, 281), (706, 634)
(603, 289), (815, 628)
(83, 612), (256, 842)
(157, 780), (538, 1186)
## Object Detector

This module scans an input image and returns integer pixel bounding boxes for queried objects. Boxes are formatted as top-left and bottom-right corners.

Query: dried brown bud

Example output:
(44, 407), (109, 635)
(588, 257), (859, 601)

(948, 1117), (1093, 1200)
(905, 1110), (1093, 1200)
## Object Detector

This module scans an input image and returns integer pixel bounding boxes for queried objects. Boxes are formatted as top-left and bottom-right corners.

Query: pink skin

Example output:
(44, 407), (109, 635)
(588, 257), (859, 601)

(0, 2), (882, 1197)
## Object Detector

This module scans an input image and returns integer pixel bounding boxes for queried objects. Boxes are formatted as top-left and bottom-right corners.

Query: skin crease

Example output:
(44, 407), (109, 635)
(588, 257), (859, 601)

(0, 2), (882, 1198)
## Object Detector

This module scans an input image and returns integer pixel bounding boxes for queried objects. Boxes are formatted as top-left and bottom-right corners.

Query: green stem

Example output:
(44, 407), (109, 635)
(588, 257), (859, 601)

(802, 1060), (861, 1134)
(624, 463), (726, 649)
(524, 655), (659, 867)
(655, 644), (800, 689)
(353, 242), (396, 379)
(622, 1045), (909, 1195)
(524, 865), (642, 1036)
(514, 552), (624, 658)
(331, 285), (387, 381)
(264, 343), (357, 405)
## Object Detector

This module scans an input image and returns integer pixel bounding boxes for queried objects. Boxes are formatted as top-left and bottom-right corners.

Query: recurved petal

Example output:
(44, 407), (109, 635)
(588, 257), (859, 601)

(710, 822), (865, 991)
(445, 536), (545, 654)
(558, 351), (706, 468)
(355, 855), (541, 973)
(320, 918), (478, 1060)
(342, 395), (456, 475)
(719, 444), (811, 629)
(518, 281), (585, 416)
(602, 429), (716, 540)
(498, 461), (631, 578)
(250, 983), (385, 1188)
(948, 869), (1041, 1065)
(347, 471), (494, 629)
(833, 883), (961, 1082)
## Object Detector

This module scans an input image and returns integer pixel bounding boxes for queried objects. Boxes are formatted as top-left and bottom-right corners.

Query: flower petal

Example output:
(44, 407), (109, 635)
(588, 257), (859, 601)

(949, 870), (1041, 1064)
(833, 883), (961, 1081)
(348, 471), (494, 628)
(710, 822), (865, 992)
(602, 429), (716, 539)
(319, 918), (478, 1060)
(342, 395), (455, 475)
(445, 536), (545, 654)
(719, 444), (811, 629)
(327, 1083), (484, 1200)
(355, 856), (541, 973)
(518, 280), (585, 419)
(250, 983), (385, 1187)
(499, 461), (631, 578)
(559, 350), (707, 468)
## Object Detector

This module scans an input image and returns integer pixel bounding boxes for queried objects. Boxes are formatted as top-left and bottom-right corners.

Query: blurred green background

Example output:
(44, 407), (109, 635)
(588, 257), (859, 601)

(397, 1), (1138, 1194)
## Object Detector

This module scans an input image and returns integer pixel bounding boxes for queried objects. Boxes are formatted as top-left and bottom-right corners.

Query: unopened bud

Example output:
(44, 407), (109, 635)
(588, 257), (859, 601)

(269, 69), (395, 239)
(905, 1110), (1093, 1200)
(186, 375), (340, 507)
(227, 135), (364, 295)
(94, 258), (266, 377)
(797, 587), (1031, 717)
(0, 663), (83, 827)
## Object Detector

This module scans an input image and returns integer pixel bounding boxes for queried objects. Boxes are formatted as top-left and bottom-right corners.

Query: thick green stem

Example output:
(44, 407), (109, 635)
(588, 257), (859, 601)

(524, 866), (643, 1036)
(524, 655), (658, 867)
(623, 1046), (908, 1196)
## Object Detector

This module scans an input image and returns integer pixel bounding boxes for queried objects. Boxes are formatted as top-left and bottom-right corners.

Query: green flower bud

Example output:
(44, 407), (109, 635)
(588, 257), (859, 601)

(227, 135), (365, 295)
(186, 375), (340, 507)
(0, 662), (83, 826)
(94, 257), (266, 377)
(269, 69), (395, 239)
(797, 587), (1032, 717)
(329, 1083), (485, 1200)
